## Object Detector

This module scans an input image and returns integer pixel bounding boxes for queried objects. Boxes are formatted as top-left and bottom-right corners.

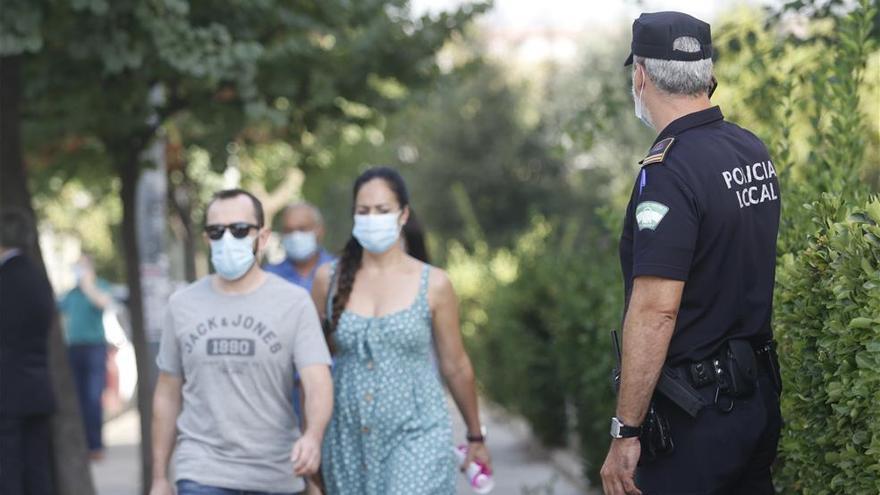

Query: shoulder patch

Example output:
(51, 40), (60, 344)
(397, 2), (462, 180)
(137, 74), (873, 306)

(639, 137), (675, 166)
(635, 201), (669, 231)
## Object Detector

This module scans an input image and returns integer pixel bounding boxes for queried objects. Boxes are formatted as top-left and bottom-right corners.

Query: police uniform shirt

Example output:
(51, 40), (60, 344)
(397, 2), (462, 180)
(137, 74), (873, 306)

(619, 106), (781, 365)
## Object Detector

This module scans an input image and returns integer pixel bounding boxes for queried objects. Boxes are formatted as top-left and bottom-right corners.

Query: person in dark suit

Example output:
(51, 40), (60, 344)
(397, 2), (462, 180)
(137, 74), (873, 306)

(0, 207), (56, 495)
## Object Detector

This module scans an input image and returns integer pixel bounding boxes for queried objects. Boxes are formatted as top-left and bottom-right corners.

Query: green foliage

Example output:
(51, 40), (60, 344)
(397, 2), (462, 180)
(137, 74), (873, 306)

(449, 215), (622, 483)
(18, 0), (485, 282)
(33, 179), (124, 281)
(22, 0), (486, 163)
(542, 33), (654, 211)
(453, 221), (568, 446)
(400, 62), (572, 250)
(0, 0), (44, 54)
(716, 1), (879, 255)
(302, 55), (593, 256)
(772, 2), (880, 492)
(775, 196), (880, 494)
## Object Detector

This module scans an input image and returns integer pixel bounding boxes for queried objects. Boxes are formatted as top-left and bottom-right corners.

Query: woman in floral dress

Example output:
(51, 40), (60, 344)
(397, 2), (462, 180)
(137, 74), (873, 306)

(312, 167), (491, 494)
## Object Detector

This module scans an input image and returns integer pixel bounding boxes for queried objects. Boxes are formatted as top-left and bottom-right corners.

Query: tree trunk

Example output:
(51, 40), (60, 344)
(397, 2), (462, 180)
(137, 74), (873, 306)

(0, 56), (31, 210)
(116, 149), (153, 495)
(1, 54), (96, 495)
(168, 165), (197, 282)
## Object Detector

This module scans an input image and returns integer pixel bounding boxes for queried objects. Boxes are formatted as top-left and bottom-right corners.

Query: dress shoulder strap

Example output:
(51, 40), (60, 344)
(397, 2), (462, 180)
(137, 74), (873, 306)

(419, 263), (431, 299)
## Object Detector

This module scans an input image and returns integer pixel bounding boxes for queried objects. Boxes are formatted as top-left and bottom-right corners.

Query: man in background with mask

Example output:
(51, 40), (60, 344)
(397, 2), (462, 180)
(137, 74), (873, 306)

(265, 201), (335, 447)
(601, 11), (781, 495)
(266, 202), (335, 292)
(150, 189), (333, 495)
(59, 253), (114, 461)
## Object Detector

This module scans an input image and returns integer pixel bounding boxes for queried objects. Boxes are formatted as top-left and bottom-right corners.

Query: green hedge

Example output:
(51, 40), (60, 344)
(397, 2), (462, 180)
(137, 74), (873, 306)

(449, 218), (622, 483)
(775, 197), (880, 494)
(771, 2), (879, 492)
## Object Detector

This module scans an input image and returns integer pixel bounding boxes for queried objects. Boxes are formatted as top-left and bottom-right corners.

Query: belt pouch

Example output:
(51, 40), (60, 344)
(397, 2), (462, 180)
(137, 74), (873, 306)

(724, 339), (758, 397)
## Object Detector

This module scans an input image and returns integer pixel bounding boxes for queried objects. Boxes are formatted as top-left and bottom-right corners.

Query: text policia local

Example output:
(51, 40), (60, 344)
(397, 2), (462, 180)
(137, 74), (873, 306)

(722, 160), (779, 209)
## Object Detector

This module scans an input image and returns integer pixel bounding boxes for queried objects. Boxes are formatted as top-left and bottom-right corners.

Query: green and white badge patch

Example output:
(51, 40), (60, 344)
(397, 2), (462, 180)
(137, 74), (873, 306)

(635, 201), (669, 231)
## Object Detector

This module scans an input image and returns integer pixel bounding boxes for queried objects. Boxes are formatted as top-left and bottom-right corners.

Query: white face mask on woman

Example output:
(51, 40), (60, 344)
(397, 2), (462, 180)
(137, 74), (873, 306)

(352, 212), (402, 254)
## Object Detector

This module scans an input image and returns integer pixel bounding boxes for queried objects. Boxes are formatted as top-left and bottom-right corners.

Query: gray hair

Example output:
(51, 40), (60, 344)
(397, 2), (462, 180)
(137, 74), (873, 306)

(634, 36), (714, 96)
(282, 201), (324, 226)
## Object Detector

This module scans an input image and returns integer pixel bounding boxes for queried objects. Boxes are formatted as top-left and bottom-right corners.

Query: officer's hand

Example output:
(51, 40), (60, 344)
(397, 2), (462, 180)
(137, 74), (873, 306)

(600, 437), (642, 495)
(291, 433), (322, 477)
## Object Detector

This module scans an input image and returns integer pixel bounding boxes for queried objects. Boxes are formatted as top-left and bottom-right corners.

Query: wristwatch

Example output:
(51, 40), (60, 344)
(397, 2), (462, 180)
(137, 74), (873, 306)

(466, 425), (488, 443)
(609, 417), (641, 439)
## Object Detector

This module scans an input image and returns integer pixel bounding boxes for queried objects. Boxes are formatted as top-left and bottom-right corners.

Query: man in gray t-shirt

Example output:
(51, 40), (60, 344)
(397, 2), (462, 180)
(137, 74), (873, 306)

(150, 189), (333, 495)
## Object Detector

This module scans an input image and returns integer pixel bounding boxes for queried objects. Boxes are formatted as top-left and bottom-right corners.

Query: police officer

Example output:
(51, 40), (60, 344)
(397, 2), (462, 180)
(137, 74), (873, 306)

(600, 12), (782, 495)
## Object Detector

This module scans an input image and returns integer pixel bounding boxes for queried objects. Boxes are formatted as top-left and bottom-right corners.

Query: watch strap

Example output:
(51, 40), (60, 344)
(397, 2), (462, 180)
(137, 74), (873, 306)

(466, 433), (485, 443)
(617, 424), (641, 438)
(611, 416), (642, 438)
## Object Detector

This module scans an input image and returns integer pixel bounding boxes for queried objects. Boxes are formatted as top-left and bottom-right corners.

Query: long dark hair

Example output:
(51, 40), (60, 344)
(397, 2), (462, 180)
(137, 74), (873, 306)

(328, 166), (422, 343)
(403, 210), (430, 264)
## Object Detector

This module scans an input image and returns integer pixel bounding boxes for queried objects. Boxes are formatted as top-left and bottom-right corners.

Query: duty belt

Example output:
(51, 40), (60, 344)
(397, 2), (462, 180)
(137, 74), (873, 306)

(685, 339), (776, 390)
(677, 339), (778, 413)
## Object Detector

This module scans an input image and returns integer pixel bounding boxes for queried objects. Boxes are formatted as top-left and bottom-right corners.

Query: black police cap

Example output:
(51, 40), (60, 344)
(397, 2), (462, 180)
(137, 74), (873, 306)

(624, 11), (712, 66)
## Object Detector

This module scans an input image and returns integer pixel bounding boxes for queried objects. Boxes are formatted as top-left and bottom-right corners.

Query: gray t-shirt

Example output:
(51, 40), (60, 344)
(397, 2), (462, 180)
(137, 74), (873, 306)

(156, 274), (331, 493)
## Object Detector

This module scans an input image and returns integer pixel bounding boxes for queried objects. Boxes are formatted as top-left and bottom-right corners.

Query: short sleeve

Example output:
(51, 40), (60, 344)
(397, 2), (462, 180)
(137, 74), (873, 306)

(290, 299), (332, 371)
(155, 308), (182, 376)
(58, 293), (70, 312)
(631, 165), (700, 281)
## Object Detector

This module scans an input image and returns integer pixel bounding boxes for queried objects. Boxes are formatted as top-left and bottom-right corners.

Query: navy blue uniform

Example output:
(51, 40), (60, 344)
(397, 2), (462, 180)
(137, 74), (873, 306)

(619, 106), (782, 494)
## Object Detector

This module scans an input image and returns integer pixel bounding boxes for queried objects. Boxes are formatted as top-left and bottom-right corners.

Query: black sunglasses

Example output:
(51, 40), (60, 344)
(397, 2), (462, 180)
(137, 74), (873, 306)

(205, 222), (260, 240)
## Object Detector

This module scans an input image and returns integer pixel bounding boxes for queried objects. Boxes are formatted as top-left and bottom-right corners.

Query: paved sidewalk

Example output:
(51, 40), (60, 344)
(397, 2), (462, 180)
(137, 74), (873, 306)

(93, 400), (594, 495)
(91, 409), (140, 495)
(451, 398), (593, 494)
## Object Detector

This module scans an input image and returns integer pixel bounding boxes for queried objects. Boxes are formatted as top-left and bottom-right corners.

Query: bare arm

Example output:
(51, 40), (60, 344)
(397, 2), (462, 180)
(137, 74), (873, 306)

(299, 364), (333, 440)
(291, 364), (333, 476)
(301, 264), (332, 448)
(430, 270), (481, 437)
(616, 276), (684, 426)
(151, 372), (182, 486)
(310, 264), (332, 323)
(430, 269), (491, 469)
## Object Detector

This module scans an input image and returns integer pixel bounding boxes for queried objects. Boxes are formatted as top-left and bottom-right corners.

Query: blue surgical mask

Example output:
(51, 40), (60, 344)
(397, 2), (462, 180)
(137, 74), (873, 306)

(282, 231), (318, 262)
(210, 231), (257, 280)
(353, 212), (402, 254)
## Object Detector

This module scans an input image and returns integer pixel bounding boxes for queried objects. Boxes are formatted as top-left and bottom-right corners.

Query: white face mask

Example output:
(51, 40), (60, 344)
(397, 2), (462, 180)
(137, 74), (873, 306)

(352, 212), (402, 254)
(282, 231), (318, 262)
(632, 67), (655, 129)
(210, 231), (257, 281)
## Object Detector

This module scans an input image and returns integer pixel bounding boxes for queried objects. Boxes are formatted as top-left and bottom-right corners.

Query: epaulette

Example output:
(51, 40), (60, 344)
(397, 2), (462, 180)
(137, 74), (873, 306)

(639, 137), (675, 166)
